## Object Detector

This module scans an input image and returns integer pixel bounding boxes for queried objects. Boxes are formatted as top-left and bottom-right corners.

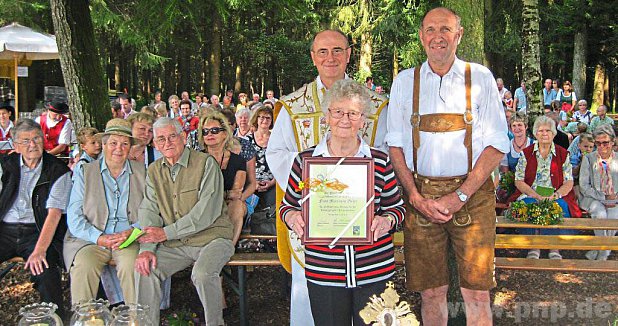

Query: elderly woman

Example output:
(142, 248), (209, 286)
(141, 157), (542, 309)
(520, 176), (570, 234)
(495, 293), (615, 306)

(197, 111), (247, 245)
(512, 116), (582, 260)
(280, 79), (405, 326)
(65, 118), (145, 304)
(234, 107), (252, 138)
(572, 100), (592, 125)
(578, 124), (618, 261)
(500, 112), (534, 173)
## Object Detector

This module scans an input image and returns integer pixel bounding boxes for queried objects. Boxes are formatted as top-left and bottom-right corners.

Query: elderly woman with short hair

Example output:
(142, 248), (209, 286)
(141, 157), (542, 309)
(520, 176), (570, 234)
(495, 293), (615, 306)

(234, 107), (252, 138)
(512, 116), (582, 260)
(280, 79), (405, 326)
(578, 124), (618, 261)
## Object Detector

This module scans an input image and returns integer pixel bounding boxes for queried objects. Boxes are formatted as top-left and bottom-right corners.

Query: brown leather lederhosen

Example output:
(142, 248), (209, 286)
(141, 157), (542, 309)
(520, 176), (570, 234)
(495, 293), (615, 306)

(410, 63), (474, 227)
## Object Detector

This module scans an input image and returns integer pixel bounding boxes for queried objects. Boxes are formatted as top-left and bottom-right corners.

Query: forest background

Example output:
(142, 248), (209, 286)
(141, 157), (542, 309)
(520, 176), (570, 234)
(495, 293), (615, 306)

(0, 0), (616, 130)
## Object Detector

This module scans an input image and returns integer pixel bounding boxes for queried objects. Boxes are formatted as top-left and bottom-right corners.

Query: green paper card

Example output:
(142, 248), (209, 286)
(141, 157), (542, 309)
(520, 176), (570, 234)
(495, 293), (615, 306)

(535, 186), (554, 197)
(118, 228), (144, 249)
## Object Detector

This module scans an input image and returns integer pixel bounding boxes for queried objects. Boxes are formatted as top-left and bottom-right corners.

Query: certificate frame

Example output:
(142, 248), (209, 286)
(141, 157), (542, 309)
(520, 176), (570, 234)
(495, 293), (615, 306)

(301, 156), (374, 246)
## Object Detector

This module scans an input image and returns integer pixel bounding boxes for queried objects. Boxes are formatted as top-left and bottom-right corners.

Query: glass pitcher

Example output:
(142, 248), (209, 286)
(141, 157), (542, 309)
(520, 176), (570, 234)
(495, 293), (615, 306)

(110, 304), (152, 326)
(18, 302), (64, 326)
(69, 299), (113, 326)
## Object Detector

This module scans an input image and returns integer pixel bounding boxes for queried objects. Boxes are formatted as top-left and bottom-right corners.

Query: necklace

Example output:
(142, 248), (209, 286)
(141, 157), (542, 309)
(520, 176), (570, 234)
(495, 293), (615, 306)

(513, 137), (527, 150)
(327, 140), (359, 157)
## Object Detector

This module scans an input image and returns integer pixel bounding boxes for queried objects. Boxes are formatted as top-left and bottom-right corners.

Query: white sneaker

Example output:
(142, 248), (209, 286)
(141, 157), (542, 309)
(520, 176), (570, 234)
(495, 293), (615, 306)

(527, 249), (541, 259)
(548, 250), (562, 260)
(585, 250), (598, 261)
(596, 250), (610, 261)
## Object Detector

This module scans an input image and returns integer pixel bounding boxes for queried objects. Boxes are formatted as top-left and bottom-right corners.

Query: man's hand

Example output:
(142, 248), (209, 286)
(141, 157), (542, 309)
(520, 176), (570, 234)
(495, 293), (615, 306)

(24, 247), (49, 276)
(436, 192), (466, 216)
(135, 251), (157, 276)
(138, 227), (167, 244)
(284, 211), (304, 237)
(409, 193), (453, 224)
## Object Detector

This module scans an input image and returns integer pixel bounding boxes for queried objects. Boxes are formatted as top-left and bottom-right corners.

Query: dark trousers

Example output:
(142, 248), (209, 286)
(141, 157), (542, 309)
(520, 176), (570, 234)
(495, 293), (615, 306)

(307, 279), (388, 326)
(0, 223), (65, 317)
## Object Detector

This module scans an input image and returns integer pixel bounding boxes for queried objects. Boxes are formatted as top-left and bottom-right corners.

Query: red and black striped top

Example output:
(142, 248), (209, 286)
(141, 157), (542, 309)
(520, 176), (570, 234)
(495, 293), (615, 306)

(280, 147), (405, 288)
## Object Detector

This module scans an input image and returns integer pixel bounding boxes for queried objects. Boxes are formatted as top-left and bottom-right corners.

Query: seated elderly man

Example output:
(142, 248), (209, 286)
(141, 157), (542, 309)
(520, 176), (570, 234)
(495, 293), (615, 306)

(135, 117), (234, 325)
(64, 118), (145, 305)
(0, 119), (71, 317)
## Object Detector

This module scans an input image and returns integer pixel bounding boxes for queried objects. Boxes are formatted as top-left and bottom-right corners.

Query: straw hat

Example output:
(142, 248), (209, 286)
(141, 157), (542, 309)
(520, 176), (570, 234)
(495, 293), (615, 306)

(98, 118), (135, 144)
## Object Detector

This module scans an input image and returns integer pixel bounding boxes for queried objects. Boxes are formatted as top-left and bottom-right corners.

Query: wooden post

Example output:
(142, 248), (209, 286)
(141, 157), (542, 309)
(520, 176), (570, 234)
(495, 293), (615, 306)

(13, 55), (18, 121)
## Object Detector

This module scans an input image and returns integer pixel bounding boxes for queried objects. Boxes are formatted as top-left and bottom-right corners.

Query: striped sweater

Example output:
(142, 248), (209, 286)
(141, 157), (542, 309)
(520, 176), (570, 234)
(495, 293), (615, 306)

(280, 147), (405, 288)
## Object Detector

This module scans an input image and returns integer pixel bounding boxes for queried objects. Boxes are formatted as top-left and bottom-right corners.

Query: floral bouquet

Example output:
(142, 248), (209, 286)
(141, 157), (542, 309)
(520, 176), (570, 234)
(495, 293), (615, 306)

(504, 199), (564, 225)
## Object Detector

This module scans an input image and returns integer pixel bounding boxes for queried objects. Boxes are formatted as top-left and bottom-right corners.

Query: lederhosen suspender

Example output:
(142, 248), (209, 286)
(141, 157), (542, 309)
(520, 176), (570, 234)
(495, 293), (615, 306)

(410, 63), (474, 174)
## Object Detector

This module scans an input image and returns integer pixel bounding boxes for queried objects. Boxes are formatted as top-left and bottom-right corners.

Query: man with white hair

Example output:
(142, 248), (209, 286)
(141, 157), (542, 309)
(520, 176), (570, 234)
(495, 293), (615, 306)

(135, 117), (234, 325)
(589, 105), (614, 132)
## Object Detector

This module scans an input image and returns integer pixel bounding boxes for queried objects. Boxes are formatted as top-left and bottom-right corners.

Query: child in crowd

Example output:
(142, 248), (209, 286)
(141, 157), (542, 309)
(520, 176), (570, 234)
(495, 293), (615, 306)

(72, 127), (101, 177)
(570, 132), (594, 199)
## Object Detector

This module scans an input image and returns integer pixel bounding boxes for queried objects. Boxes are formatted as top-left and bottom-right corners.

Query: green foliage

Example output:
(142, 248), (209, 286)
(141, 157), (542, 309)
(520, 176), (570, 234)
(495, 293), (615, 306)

(0, 0), (51, 32)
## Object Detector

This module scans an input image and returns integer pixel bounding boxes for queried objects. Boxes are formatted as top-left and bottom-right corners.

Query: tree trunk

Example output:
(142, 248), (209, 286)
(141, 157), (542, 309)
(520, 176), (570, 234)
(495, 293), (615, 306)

(359, 32), (372, 80)
(442, 0), (484, 63)
(50, 0), (110, 130)
(392, 48), (399, 80)
(521, 0), (543, 116)
(591, 64), (606, 114)
(234, 64), (242, 93)
(209, 14), (222, 97)
(572, 28), (587, 100)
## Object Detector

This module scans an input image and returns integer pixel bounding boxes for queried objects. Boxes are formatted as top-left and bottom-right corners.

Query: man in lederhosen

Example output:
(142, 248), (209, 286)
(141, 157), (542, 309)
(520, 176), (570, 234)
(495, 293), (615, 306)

(386, 7), (509, 325)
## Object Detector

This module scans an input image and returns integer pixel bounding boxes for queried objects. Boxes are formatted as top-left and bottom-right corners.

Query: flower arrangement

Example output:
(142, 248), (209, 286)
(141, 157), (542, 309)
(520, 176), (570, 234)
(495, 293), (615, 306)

(505, 199), (564, 225)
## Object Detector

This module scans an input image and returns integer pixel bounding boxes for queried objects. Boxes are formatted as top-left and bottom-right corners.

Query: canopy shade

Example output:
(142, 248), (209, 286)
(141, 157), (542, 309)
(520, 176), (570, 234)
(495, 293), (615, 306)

(0, 23), (59, 61)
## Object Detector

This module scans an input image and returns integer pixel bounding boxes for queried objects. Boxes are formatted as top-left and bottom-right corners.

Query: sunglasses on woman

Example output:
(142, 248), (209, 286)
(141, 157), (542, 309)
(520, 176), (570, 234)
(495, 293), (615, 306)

(202, 127), (225, 135)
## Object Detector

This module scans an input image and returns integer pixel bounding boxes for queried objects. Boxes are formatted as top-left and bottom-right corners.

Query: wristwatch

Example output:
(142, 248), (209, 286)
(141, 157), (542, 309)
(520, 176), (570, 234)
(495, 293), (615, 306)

(455, 189), (468, 202)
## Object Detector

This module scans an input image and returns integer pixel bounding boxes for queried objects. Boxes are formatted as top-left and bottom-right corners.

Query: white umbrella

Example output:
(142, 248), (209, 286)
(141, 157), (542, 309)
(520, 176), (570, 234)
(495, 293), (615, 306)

(0, 22), (59, 120)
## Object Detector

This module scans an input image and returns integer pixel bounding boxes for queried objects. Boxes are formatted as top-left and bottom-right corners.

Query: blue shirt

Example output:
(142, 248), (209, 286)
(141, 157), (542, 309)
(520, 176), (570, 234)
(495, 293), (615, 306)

(542, 88), (557, 106)
(514, 87), (527, 110)
(67, 158), (133, 244)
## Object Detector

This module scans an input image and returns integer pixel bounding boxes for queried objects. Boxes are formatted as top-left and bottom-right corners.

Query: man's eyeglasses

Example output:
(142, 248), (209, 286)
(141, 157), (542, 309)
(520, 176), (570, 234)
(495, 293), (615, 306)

(202, 127), (225, 135)
(328, 108), (363, 121)
(154, 133), (180, 145)
(595, 141), (612, 147)
(15, 136), (43, 146)
(313, 47), (349, 58)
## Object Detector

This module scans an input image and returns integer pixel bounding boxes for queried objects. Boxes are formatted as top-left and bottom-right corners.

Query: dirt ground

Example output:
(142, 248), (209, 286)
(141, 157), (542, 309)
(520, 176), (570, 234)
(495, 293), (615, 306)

(1, 250), (616, 325)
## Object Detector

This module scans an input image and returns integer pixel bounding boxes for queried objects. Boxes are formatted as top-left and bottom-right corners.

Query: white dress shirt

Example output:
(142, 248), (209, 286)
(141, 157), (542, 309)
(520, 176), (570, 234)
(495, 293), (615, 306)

(386, 58), (510, 177)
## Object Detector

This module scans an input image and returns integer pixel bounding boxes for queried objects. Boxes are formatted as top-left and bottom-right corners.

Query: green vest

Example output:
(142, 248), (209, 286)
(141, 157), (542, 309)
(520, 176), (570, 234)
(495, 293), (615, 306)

(148, 150), (233, 247)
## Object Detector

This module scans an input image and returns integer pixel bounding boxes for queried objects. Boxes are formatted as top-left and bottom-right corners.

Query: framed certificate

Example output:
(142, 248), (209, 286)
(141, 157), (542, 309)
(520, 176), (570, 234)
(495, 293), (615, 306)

(301, 157), (374, 246)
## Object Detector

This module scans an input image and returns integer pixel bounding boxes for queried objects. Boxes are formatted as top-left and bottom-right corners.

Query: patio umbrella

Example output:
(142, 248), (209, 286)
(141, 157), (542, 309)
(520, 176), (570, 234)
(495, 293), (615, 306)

(0, 22), (59, 120)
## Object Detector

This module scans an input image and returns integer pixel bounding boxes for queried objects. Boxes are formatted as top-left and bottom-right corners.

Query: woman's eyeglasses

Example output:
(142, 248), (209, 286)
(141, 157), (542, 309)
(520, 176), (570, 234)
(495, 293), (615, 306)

(202, 127), (224, 135)
(328, 108), (363, 121)
(595, 141), (612, 147)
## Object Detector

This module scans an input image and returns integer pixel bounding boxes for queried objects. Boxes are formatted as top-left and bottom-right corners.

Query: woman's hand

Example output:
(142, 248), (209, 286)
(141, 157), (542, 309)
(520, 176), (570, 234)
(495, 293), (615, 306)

(370, 215), (394, 241)
(284, 211), (305, 237)
(605, 194), (617, 208)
